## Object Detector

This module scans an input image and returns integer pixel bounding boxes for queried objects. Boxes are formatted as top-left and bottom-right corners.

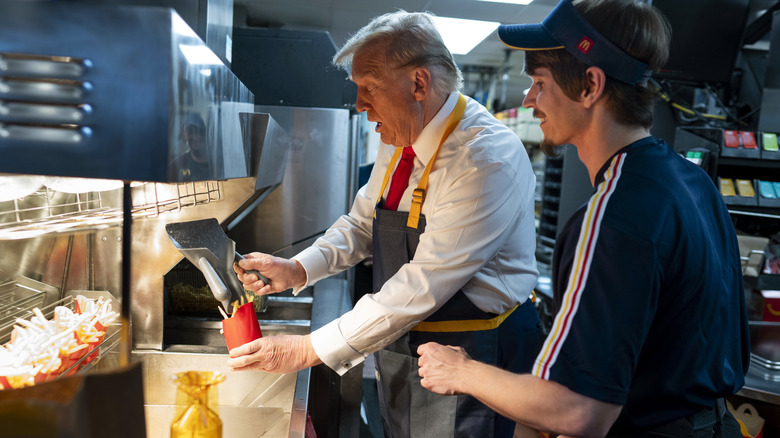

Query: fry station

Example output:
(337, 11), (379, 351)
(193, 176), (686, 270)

(0, 0), (360, 436)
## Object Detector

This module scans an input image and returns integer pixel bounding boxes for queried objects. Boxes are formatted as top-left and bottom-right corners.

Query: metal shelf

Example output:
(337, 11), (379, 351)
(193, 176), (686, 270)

(740, 363), (780, 406)
(719, 156), (780, 169)
(744, 274), (780, 290)
(728, 207), (780, 219)
(742, 321), (780, 406)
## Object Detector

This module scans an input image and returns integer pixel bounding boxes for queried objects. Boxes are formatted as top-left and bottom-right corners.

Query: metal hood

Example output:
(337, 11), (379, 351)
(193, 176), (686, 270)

(0, 1), (253, 183)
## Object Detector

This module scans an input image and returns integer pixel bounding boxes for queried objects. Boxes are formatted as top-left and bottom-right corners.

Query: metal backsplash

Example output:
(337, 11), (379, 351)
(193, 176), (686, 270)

(0, 175), (288, 350)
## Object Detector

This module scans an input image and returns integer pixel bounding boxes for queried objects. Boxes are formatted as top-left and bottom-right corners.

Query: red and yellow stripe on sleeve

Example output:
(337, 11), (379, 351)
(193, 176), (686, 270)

(533, 153), (626, 380)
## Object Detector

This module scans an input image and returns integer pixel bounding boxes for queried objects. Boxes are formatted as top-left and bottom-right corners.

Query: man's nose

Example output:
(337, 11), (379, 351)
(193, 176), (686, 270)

(355, 92), (370, 113)
(522, 90), (535, 109)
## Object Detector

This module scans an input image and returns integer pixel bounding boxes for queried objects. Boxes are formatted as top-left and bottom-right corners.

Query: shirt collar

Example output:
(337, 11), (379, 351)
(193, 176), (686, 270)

(593, 136), (656, 186)
(410, 91), (459, 166)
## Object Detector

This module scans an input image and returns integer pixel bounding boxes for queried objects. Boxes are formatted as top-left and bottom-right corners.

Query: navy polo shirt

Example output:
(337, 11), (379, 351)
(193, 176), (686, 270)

(535, 137), (750, 429)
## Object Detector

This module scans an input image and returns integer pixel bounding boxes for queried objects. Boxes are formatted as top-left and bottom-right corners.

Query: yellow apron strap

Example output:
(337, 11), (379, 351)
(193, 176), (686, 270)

(374, 146), (404, 219)
(407, 93), (467, 229)
(373, 93), (467, 226)
(411, 304), (519, 333)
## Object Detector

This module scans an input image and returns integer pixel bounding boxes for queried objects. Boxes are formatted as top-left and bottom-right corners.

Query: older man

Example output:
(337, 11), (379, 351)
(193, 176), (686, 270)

(417, 1), (749, 437)
(231, 10), (541, 437)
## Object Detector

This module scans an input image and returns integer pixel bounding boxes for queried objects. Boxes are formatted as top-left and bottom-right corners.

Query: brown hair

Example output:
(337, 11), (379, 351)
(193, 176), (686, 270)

(524, 0), (671, 128)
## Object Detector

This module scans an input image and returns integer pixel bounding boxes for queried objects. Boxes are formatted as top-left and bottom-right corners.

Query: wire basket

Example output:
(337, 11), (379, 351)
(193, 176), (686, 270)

(0, 291), (120, 389)
(0, 277), (53, 336)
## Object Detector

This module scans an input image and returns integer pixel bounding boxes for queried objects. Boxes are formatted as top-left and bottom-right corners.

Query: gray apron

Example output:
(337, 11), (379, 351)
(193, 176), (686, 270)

(371, 94), (541, 438)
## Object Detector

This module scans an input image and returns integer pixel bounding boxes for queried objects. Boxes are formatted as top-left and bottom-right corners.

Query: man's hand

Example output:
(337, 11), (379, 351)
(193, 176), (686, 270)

(227, 334), (322, 374)
(233, 252), (307, 295)
(417, 342), (472, 396)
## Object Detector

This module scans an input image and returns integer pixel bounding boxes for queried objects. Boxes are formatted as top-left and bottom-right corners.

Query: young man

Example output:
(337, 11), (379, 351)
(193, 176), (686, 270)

(230, 11), (542, 437)
(417, 1), (750, 436)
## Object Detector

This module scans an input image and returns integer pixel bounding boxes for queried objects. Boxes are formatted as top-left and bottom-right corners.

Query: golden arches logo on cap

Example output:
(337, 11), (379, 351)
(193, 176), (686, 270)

(577, 37), (594, 54)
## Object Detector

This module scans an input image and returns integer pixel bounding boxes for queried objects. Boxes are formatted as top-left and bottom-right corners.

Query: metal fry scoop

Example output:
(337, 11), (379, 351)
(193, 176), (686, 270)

(165, 218), (268, 312)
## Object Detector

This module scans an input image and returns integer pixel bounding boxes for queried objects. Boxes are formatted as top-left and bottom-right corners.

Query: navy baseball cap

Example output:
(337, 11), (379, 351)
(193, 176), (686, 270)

(498, 0), (650, 85)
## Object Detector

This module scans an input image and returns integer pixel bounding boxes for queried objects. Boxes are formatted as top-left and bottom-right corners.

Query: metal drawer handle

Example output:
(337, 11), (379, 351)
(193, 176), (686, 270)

(0, 100), (92, 123)
(0, 122), (90, 144)
(0, 77), (92, 100)
(0, 54), (91, 78)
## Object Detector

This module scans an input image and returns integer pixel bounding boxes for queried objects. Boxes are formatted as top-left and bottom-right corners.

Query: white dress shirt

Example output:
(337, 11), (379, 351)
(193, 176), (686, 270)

(294, 92), (538, 375)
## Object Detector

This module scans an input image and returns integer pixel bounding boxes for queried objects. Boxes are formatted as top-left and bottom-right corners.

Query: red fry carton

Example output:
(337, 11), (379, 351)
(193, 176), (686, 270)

(222, 302), (262, 351)
(761, 290), (780, 323)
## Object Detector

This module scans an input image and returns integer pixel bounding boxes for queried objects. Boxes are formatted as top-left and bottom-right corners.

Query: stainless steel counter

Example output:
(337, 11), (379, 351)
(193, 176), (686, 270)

(131, 278), (357, 438)
(739, 358), (780, 406)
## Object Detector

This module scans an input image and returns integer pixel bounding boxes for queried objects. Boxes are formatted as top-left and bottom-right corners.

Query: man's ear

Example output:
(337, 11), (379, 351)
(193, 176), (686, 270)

(412, 67), (432, 101)
(581, 66), (606, 108)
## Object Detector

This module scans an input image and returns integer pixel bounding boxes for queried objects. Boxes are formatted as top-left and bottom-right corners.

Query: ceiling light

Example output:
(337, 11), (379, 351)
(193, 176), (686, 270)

(432, 17), (500, 55)
(476, 0), (534, 4)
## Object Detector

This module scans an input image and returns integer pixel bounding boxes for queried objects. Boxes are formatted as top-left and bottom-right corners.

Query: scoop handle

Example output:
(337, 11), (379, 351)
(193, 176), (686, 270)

(234, 252), (271, 285)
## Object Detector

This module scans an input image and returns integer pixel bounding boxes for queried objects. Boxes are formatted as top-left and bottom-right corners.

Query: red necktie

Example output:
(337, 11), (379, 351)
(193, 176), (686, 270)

(385, 147), (416, 211)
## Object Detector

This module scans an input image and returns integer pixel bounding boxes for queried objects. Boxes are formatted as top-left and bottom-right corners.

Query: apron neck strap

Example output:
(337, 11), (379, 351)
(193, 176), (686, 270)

(375, 93), (468, 228)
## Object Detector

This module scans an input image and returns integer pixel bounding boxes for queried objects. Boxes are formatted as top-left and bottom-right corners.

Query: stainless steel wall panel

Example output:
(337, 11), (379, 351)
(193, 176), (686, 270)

(229, 106), (354, 257)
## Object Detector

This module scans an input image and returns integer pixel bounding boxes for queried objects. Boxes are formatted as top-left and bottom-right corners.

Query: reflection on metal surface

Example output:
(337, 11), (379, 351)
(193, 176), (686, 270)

(146, 405), (290, 438)
(242, 112), (290, 191)
(752, 354), (780, 372)
(166, 12), (253, 183)
(129, 349), (307, 438)
(229, 106), (355, 258)
(178, 44), (222, 65)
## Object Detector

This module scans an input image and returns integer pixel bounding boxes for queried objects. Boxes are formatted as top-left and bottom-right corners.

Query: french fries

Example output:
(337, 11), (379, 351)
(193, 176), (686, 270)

(221, 291), (257, 319)
(0, 295), (119, 390)
(218, 291), (257, 335)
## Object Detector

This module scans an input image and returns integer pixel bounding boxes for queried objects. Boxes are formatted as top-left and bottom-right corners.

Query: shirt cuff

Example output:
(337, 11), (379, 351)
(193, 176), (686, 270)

(291, 247), (330, 296)
(310, 319), (366, 376)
